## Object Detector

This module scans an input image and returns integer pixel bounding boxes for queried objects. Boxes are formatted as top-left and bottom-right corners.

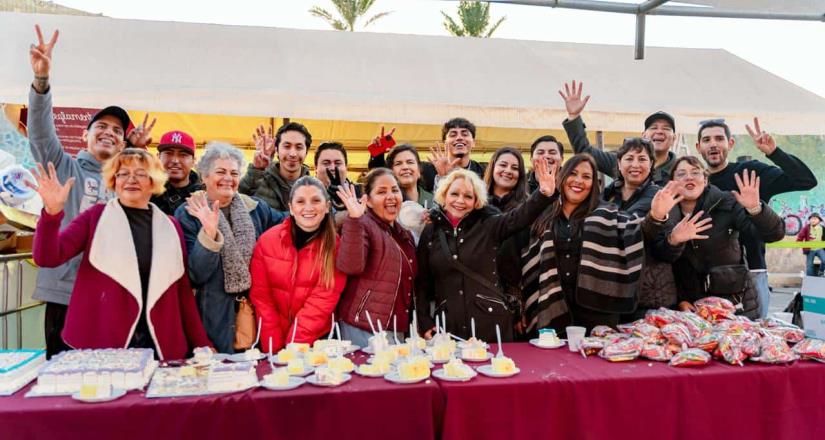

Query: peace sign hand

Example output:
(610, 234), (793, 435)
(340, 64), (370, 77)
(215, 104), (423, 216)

(667, 211), (713, 245)
(252, 125), (275, 170)
(649, 181), (684, 221)
(26, 162), (74, 215)
(558, 80), (590, 120)
(30, 25), (58, 77)
(534, 157), (556, 196)
(127, 114), (157, 148)
(186, 193), (220, 240)
(336, 182), (367, 219)
(745, 117), (776, 155)
(732, 170), (761, 212)
(429, 142), (460, 177)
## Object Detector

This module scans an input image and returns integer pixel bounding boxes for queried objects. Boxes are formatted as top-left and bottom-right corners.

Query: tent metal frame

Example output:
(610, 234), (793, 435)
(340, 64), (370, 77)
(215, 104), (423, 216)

(476, 1), (825, 59)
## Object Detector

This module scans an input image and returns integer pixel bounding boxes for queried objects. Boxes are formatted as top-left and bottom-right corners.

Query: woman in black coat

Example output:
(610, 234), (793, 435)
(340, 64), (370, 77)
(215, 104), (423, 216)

(645, 156), (785, 318)
(415, 161), (556, 343)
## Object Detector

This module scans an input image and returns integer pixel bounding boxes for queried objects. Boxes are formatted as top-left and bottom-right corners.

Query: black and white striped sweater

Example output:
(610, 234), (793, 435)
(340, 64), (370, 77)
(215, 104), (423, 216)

(522, 203), (645, 332)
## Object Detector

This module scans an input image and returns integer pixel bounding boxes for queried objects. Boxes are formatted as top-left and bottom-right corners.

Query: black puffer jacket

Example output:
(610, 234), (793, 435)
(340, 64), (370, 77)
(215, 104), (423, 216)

(645, 185), (785, 318)
(415, 190), (554, 342)
(150, 171), (204, 215)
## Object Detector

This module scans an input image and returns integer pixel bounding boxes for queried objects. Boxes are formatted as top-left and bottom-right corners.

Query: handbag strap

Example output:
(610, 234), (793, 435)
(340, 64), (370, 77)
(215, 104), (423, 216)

(436, 228), (501, 297)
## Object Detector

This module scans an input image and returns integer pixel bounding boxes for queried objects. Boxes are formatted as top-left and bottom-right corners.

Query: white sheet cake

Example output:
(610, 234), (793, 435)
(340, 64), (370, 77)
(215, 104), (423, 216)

(32, 348), (157, 395)
(0, 349), (46, 395)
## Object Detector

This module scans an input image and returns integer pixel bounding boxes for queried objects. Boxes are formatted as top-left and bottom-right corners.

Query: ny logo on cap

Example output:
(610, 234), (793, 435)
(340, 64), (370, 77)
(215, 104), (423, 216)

(171, 133), (183, 144)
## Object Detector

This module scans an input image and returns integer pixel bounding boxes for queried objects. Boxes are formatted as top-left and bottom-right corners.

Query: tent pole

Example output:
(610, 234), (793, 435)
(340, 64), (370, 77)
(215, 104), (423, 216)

(634, 13), (645, 60)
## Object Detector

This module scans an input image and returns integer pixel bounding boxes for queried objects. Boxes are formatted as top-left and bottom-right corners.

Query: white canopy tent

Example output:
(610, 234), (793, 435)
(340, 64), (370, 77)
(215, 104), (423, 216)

(1, 12), (824, 135)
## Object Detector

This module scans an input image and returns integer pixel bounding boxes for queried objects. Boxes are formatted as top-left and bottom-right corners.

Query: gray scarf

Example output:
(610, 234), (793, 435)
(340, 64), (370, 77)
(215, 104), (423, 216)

(215, 193), (256, 294)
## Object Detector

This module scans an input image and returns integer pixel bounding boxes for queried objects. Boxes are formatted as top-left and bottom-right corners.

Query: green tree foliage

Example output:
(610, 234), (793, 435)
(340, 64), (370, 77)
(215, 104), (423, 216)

(442, 1), (506, 37)
(309, 0), (392, 31)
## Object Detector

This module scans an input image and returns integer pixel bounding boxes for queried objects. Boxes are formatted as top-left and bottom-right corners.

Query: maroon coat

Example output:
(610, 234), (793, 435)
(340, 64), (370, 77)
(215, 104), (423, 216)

(33, 201), (211, 360)
(336, 211), (417, 333)
(796, 222), (823, 254)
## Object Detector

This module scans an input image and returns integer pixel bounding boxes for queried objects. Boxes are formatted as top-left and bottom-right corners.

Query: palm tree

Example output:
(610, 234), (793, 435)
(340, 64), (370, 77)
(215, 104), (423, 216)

(442, 1), (506, 38)
(309, 0), (392, 32)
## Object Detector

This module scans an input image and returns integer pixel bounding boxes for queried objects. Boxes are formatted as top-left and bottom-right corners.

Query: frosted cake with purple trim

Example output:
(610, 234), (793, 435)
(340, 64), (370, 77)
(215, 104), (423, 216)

(206, 361), (257, 392)
(0, 349), (45, 395)
(32, 348), (157, 395)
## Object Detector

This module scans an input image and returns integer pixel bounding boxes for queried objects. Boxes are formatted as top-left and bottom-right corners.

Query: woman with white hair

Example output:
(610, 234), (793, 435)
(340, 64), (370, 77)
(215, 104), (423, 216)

(415, 161), (556, 343)
(175, 142), (287, 353)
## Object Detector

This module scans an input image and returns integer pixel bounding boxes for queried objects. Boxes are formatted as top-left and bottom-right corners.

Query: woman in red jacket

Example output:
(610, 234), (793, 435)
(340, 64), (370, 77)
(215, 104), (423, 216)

(31, 150), (212, 360)
(250, 176), (346, 351)
(335, 168), (417, 348)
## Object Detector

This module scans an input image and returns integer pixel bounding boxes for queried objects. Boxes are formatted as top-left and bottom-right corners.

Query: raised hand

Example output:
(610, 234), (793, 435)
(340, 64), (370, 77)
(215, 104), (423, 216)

(252, 125), (275, 169)
(534, 157), (556, 196)
(185, 193), (220, 240)
(667, 211), (712, 245)
(428, 142), (460, 177)
(336, 182), (367, 218)
(558, 80), (590, 120)
(649, 181), (684, 221)
(745, 117), (776, 155)
(367, 126), (397, 157)
(732, 170), (761, 212)
(27, 162), (74, 215)
(127, 114), (157, 148)
(30, 25), (59, 92)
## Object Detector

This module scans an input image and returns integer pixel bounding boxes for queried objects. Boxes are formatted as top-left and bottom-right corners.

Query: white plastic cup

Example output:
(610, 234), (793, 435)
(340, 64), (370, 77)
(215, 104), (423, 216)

(773, 312), (793, 324)
(566, 326), (586, 352)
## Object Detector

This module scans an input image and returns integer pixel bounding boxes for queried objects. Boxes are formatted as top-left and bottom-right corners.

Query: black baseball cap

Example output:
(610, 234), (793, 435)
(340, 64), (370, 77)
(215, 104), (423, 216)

(644, 111), (675, 131)
(87, 106), (132, 133)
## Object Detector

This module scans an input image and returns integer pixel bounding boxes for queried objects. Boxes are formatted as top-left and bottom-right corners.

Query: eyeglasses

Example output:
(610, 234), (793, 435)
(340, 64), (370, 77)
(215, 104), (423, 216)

(698, 118), (725, 126)
(115, 171), (150, 181)
(673, 170), (705, 180)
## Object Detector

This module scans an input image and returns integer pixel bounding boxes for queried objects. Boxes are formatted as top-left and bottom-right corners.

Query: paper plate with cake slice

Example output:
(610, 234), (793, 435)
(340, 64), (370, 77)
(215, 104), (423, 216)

(227, 349), (266, 363)
(71, 388), (127, 403)
(528, 338), (567, 349)
(260, 376), (306, 391)
(459, 351), (493, 362)
(306, 372), (352, 387)
(476, 364), (521, 378)
(383, 371), (430, 385)
(355, 364), (391, 378)
(433, 367), (477, 382)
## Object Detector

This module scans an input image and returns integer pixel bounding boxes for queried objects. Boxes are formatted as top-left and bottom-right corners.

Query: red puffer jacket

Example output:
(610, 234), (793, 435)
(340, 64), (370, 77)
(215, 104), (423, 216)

(336, 211), (417, 333)
(250, 218), (346, 352)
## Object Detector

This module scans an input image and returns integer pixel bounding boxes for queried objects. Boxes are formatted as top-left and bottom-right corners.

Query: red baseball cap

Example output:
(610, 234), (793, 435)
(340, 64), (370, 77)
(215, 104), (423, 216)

(157, 130), (196, 155)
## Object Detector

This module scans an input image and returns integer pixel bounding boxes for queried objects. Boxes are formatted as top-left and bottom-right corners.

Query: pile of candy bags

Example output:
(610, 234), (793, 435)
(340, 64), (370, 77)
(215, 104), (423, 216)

(579, 297), (824, 367)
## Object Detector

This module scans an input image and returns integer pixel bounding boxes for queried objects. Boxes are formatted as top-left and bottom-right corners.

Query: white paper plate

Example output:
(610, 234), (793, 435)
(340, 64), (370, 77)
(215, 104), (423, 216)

(354, 366), (389, 378)
(432, 368), (477, 382)
(529, 338), (567, 349)
(259, 376), (306, 391)
(227, 352), (266, 363)
(269, 354), (303, 366)
(460, 352), (493, 362)
(476, 364), (521, 378)
(383, 371), (429, 384)
(306, 373), (352, 387)
(71, 388), (127, 403)
(427, 355), (451, 364)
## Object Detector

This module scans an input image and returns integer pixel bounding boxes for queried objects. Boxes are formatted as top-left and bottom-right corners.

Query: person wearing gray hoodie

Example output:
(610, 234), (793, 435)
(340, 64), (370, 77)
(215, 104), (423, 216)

(27, 25), (153, 357)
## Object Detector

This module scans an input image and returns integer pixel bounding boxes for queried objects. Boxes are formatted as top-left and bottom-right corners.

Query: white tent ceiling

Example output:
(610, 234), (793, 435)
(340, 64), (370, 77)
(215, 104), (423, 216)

(1, 12), (824, 134)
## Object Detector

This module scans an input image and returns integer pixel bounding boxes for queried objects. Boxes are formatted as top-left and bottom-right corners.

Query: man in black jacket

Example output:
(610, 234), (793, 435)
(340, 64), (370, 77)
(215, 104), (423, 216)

(151, 130), (204, 215)
(697, 117), (817, 318)
(421, 118), (486, 192)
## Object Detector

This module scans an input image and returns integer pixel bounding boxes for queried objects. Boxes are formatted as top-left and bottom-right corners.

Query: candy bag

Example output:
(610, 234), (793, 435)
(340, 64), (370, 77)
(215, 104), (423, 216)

(645, 308), (678, 328)
(641, 343), (673, 362)
(693, 332), (721, 353)
(579, 337), (606, 357)
(669, 348), (711, 367)
(632, 323), (664, 343)
(715, 334), (747, 366)
(591, 325), (617, 338)
(694, 297), (736, 322)
(661, 323), (692, 347)
(792, 338), (825, 362)
(752, 335), (797, 364)
(617, 320), (645, 334)
(673, 312), (712, 339)
(765, 326), (805, 344)
(599, 337), (643, 362)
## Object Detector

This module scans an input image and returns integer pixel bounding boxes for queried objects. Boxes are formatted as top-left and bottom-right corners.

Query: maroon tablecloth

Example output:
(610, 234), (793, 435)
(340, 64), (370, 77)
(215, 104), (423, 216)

(0, 351), (443, 440)
(438, 343), (825, 440)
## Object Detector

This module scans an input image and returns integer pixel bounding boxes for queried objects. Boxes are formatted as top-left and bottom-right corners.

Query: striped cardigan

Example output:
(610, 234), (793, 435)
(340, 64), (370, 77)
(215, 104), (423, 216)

(522, 203), (645, 331)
